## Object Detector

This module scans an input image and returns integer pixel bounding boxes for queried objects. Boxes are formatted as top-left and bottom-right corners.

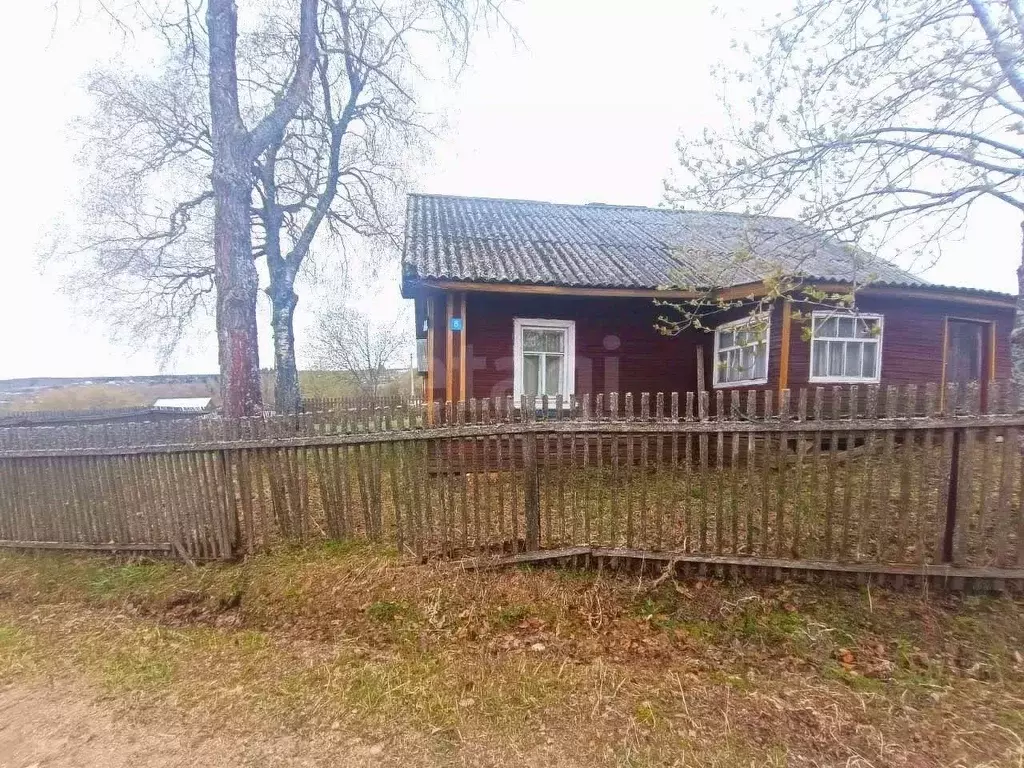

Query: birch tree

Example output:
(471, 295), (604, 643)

(209, 0), (319, 416)
(256, 0), (479, 412)
(59, 0), (317, 416)
(64, 0), (497, 413)
(668, 0), (1024, 400)
(307, 305), (409, 398)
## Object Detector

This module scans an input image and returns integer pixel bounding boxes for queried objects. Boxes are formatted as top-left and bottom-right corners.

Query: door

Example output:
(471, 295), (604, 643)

(944, 319), (990, 411)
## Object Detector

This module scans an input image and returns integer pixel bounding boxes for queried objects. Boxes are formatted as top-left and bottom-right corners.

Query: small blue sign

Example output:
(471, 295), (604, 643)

(450, 317), (464, 332)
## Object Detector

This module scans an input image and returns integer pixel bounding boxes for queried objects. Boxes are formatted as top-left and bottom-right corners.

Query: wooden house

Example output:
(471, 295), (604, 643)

(401, 194), (1015, 410)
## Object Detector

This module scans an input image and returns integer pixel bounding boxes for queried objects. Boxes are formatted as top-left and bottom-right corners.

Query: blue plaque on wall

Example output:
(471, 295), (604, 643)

(450, 317), (464, 332)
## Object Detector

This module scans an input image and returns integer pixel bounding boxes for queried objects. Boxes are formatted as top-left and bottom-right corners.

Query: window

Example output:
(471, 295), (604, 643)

(513, 318), (575, 403)
(713, 316), (770, 387)
(810, 312), (883, 383)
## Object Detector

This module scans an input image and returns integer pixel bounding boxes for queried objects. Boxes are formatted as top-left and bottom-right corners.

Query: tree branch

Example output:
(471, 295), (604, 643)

(966, 0), (1024, 102)
(247, 0), (320, 158)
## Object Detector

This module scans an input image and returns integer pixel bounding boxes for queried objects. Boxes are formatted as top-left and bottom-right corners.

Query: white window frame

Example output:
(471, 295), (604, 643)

(808, 311), (884, 384)
(712, 314), (771, 388)
(513, 317), (576, 404)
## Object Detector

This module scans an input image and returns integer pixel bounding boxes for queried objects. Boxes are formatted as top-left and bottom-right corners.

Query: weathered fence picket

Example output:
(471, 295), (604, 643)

(0, 385), (1022, 586)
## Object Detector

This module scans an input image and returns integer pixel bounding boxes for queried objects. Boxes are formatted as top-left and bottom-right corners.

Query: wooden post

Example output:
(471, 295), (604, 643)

(523, 398), (541, 551)
(942, 428), (963, 564)
(425, 296), (435, 423)
(219, 448), (239, 559)
(459, 292), (468, 402)
(445, 293), (454, 405)
(778, 299), (792, 400)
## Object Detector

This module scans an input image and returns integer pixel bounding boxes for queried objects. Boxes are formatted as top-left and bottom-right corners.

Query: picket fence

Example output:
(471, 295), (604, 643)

(1, 383), (1023, 586)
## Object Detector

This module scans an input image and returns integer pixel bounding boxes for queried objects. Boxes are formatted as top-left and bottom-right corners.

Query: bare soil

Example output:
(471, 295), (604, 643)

(0, 680), (579, 768)
(0, 681), (360, 768)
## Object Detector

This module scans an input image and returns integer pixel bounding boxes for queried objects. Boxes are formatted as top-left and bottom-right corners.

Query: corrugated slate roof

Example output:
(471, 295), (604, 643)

(402, 193), (930, 291)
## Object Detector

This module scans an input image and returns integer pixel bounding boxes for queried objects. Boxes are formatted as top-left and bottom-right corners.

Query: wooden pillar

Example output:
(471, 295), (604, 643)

(459, 292), (468, 401)
(981, 320), (996, 412)
(445, 293), (454, 404)
(425, 296), (436, 419)
(440, 292), (469, 405)
(778, 299), (793, 399)
(989, 321), (997, 381)
(939, 318), (950, 412)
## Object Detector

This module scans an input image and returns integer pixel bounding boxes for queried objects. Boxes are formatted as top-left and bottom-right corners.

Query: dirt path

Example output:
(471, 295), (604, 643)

(0, 683), (385, 768)
(0, 682), (575, 768)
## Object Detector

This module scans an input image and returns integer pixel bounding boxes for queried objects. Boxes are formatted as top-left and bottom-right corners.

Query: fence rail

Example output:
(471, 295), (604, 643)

(298, 394), (418, 413)
(1, 383), (1022, 583)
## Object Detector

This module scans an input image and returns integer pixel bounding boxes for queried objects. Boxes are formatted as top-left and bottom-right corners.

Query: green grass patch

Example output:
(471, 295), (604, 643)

(101, 651), (174, 690)
(0, 625), (26, 649)
(494, 604), (532, 627)
(0, 624), (35, 676)
(86, 562), (179, 598)
(366, 600), (410, 622)
(825, 664), (887, 694)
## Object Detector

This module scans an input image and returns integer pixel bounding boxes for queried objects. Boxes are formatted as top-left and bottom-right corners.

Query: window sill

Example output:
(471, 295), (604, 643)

(712, 379), (768, 389)
(807, 377), (881, 385)
(512, 399), (577, 411)
(512, 403), (575, 410)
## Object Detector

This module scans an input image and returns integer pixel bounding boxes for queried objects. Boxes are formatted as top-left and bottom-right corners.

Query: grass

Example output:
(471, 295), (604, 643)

(1, 547), (1023, 766)
(0, 369), (413, 414)
(366, 599), (412, 622)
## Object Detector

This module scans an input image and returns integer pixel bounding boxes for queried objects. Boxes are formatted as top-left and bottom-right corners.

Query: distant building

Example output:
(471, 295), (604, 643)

(152, 397), (213, 413)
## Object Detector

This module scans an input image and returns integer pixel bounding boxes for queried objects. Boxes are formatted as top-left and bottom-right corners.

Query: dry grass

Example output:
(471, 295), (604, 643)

(0, 370), (412, 415)
(1, 546), (1023, 766)
(0, 381), (220, 413)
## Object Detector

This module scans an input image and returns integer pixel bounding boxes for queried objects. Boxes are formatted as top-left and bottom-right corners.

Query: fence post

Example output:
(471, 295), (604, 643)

(522, 396), (541, 550)
(220, 447), (239, 559)
(942, 428), (964, 564)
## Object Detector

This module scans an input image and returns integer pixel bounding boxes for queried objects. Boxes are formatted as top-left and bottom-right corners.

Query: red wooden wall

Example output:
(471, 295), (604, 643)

(422, 289), (1012, 404)
(786, 294), (1011, 388)
(463, 293), (711, 401)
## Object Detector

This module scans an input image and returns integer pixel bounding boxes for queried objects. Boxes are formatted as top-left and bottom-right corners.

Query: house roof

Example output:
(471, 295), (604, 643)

(401, 193), (1012, 301)
(152, 397), (213, 412)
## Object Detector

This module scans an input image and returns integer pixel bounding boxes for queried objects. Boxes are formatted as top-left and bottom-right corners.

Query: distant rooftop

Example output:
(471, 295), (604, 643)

(152, 397), (213, 412)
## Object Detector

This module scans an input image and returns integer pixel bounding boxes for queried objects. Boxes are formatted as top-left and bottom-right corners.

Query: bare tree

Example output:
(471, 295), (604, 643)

(54, 0), (318, 416)
(255, 0), (480, 413)
(668, 0), (1024, 399)
(61, 0), (501, 413)
(307, 305), (409, 398)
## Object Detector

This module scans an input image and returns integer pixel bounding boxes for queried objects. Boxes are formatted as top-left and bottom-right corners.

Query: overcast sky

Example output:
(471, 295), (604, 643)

(1, 1), (1020, 380)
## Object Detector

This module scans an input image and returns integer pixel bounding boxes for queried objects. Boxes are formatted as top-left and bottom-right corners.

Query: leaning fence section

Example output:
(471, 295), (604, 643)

(0, 383), (1022, 579)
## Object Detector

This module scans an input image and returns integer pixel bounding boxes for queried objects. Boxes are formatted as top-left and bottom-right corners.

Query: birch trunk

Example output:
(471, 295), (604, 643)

(207, 0), (262, 417)
(272, 289), (301, 413)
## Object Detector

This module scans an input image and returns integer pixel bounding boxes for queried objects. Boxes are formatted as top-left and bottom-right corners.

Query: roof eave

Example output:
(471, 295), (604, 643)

(404, 277), (1016, 308)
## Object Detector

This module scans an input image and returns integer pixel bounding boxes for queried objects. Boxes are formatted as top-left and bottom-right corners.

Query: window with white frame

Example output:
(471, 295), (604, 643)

(809, 312), (883, 383)
(513, 318), (576, 402)
(713, 316), (770, 386)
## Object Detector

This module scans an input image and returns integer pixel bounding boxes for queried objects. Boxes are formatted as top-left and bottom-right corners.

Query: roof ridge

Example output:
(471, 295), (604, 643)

(407, 191), (805, 222)
(408, 191), (677, 212)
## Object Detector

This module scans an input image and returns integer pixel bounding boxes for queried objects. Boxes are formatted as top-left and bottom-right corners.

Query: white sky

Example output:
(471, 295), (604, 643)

(1, 1), (1020, 379)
